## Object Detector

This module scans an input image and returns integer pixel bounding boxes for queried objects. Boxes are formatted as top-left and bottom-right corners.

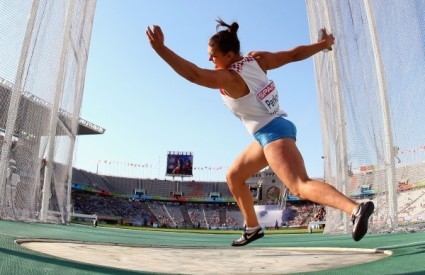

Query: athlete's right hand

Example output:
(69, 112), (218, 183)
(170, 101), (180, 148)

(146, 25), (165, 50)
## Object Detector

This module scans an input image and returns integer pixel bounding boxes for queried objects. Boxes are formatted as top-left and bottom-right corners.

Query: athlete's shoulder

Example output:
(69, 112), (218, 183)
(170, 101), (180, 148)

(245, 51), (267, 72)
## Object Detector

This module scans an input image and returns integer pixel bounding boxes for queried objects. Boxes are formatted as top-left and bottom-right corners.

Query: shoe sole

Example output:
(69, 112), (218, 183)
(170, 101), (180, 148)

(231, 232), (264, 247)
(352, 202), (374, 241)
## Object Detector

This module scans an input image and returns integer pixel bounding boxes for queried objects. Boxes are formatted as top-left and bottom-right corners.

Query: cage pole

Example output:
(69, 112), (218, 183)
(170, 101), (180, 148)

(364, 0), (397, 229)
(40, 1), (75, 221)
(0, 0), (40, 208)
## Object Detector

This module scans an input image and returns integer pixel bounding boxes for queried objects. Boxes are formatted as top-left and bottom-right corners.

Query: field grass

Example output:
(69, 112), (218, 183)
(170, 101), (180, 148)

(72, 221), (324, 235)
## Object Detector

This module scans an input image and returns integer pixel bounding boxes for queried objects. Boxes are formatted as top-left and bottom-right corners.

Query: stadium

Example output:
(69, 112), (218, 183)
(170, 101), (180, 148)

(1, 1), (425, 274)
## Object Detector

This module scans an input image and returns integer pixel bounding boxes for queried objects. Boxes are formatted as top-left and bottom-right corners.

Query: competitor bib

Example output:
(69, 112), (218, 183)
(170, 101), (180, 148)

(256, 80), (280, 114)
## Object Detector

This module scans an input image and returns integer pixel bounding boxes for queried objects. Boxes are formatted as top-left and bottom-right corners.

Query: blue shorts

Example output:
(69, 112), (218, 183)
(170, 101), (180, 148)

(253, 117), (297, 147)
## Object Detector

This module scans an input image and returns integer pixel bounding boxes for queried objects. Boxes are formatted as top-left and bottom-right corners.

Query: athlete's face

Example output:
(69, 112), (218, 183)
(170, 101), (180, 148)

(208, 45), (230, 69)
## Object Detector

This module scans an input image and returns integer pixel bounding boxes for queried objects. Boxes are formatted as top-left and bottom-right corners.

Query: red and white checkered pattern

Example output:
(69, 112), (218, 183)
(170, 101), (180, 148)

(228, 56), (255, 73)
(220, 56), (256, 95)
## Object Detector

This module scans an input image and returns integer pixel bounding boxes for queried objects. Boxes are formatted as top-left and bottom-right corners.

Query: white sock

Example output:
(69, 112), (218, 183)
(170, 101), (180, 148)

(246, 226), (260, 233)
(352, 204), (360, 216)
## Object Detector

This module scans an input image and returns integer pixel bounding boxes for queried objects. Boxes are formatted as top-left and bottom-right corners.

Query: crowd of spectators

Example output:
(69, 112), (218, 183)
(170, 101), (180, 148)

(287, 203), (315, 227)
(72, 190), (326, 229)
(72, 190), (154, 226)
(397, 189), (425, 223)
(312, 206), (326, 222)
(147, 201), (186, 228)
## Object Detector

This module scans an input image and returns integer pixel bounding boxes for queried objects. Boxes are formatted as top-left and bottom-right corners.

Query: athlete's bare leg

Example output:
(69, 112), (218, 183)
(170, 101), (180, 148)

(264, 138), (357, 215)
(226, 141), (268, 227)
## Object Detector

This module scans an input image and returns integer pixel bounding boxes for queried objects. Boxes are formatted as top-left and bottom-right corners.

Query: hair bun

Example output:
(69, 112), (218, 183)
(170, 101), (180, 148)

(230, 22), (239, 34)
(215, 18), (238, 35)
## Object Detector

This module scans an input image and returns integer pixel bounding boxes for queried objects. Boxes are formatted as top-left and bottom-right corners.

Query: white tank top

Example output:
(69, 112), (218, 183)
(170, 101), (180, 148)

(220, 56), (287, 134)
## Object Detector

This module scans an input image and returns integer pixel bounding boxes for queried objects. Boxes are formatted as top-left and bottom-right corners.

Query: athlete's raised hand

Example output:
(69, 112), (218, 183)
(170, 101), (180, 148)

(318, 28), (334, 51)
(146, 25), (165, 51)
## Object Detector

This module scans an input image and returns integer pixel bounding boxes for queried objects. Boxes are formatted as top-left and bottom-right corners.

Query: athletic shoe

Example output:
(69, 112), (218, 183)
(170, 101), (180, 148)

(231, 226), (264, 246)
(351, 201), (375, 241)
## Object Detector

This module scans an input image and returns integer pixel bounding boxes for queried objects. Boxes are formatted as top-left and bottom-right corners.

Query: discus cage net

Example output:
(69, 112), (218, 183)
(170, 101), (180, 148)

(0, 0), (97, 223)
(306, 0), (425, 234)
(1, 0), (425, 235)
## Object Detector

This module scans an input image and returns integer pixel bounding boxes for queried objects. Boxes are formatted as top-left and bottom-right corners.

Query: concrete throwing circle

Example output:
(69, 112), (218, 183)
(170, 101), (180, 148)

(19, 240), (391, 274)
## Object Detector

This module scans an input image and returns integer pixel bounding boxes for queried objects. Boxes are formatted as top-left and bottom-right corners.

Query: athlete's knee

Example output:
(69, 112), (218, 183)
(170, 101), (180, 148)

(225, 169), (238, 188)
(226, 168), (248, 191)
(287, 185), (302, 198)
(225, 174), (237, 195)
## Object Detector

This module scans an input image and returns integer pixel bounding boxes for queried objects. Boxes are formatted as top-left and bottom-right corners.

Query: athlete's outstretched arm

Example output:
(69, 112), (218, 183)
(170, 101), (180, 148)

(248, 28), (334, 71)
(146, 25), (233, 90)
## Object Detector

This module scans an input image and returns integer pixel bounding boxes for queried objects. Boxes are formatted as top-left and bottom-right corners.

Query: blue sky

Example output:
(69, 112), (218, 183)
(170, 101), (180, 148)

(74, 0), (325, 181)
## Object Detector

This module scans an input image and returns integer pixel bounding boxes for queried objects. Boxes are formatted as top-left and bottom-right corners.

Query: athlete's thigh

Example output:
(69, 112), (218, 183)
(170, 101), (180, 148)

(263, 138), (309, 184)
(228, 141), (268, 180)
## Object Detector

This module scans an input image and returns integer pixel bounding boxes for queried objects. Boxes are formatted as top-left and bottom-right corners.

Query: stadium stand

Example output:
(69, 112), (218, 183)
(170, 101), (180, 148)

(397, 188), (425, 223)
(181, 181), (211, 198)
(71, 169), (92, 187)
(101, 175), (138, 194)
(217, 182), (232, 198)
(70, 167), (329, 229)
(142, 179), (176, 197)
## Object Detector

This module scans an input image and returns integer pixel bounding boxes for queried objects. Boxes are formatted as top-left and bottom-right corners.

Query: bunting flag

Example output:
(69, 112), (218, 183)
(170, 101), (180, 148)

(400, 145), (425, 154)
(98, 160), (153, 167)
(193, 166), (229, 171)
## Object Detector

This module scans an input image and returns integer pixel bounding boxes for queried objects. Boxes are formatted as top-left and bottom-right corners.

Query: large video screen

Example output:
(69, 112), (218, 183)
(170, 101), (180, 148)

(166, 152), (193, 176)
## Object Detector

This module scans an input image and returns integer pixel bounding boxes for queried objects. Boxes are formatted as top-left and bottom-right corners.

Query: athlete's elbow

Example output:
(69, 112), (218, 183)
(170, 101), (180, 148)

(290, 46), (311, 62)
(184, 70), (204, 85)
(185, 73), (199, 84)
(289, 51), (304, 62)
(179, 68), (213, 88)
(175, 68), (196, 82)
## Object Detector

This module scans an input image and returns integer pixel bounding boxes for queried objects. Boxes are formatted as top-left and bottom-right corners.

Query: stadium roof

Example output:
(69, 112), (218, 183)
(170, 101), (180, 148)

(0, 77), (105, 136)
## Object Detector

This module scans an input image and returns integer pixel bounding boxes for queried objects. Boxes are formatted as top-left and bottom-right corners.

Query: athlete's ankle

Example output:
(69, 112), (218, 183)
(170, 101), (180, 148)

(246, 226), (260, 233)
